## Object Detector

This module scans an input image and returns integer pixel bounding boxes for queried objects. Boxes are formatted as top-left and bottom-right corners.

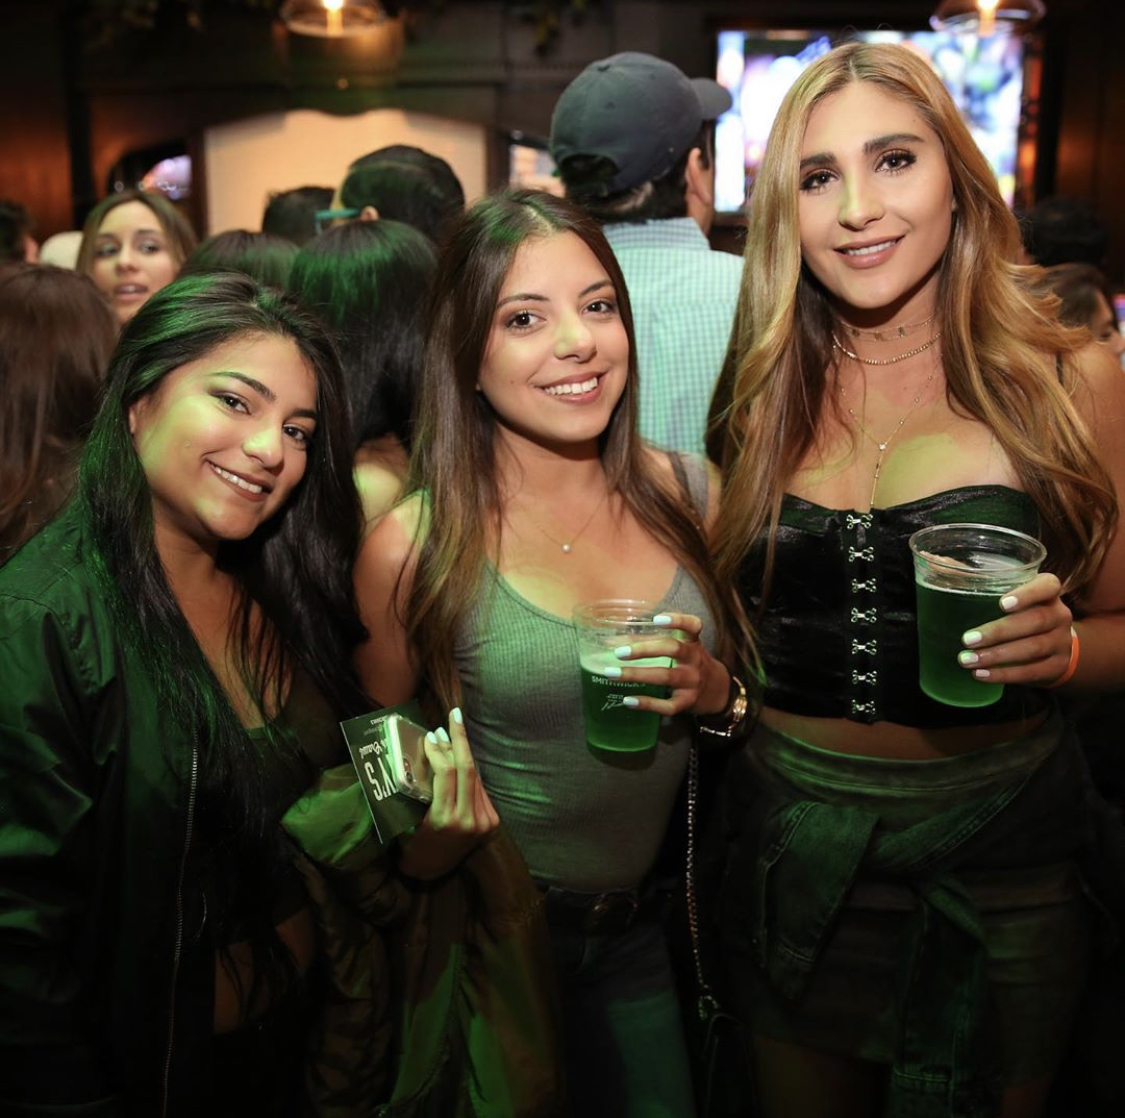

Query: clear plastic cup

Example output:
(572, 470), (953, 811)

(909, 523), (1046, 707)
(572, 599), (672, 752)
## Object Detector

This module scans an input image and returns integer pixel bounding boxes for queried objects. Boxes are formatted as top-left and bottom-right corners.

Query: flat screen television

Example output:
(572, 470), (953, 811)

(714, 28), (1033, 215)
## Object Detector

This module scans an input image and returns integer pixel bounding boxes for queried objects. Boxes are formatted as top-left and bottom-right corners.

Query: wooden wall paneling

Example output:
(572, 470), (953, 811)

(0, 1), (73, 239)
(0, 0), (1119, 263)
(1045, 0), (1124, 281)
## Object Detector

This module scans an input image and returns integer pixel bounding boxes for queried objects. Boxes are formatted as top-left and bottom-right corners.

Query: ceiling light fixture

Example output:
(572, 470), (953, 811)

(930, 0), (1046, 35)
(279, 0), (392, 39)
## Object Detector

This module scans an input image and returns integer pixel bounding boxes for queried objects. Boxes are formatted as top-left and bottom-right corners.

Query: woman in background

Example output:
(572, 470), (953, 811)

(709, 42), (1124, 1118)
(1032, 262), (1124, 365)
(0, 263), (116, 562)
(77, 188), (197, 327)
(288, 219), (437, 526)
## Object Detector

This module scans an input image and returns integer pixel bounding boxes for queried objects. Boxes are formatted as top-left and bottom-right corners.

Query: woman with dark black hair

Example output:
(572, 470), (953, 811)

(288, 218), (437, 526)
(0, 272), (491, 1116)
(179, 229), (300, 289)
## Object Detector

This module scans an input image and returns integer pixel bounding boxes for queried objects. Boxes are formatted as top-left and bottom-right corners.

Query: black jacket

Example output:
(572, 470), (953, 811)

(0, 506), (210, 1116)
(0, 509), (567, 1118)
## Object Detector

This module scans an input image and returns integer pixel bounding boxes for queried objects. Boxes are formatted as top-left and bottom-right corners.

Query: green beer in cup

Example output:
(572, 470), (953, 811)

(908, 523), (1046, 708)
(573, 599), (672, 752)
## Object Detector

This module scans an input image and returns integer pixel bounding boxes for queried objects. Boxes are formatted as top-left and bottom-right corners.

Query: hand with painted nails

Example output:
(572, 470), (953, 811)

(609, 611), (732, 718)
(397, 707), (501, 881)
(956, 572), (1075, 687)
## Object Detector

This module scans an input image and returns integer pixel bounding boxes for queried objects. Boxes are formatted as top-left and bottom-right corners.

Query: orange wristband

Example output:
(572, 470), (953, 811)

(1046, 627), (1080, 689)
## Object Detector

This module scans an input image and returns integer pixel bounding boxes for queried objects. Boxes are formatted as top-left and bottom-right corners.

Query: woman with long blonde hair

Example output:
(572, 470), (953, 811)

(709, 42), (1124, 1118)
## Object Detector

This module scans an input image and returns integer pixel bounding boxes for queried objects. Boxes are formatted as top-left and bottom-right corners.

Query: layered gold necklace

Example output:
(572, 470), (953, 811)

(831, 333), (940, 366)
(834, 316), (940, 507)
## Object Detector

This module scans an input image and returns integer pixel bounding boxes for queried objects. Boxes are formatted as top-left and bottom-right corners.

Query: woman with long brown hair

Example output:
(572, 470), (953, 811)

(1030, 262), (1124, 364)
(0, 263), (116, 562)
(709, 42), (1124, 1118)
(354, 190), (744, 1116)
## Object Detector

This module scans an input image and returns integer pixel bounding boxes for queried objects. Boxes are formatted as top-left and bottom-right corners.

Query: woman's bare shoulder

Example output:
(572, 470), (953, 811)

(640, 445), (721, 526)
(357, 491), (428, 578)
(1069, 344), (1125, 441)
(354, 460), (406, 530)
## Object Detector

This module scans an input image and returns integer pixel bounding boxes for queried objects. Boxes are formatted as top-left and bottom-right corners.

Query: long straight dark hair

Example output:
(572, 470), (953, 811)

(80, 272), (368, 986)
(287, 219), (437, 451)
(405, 190), (736, 709)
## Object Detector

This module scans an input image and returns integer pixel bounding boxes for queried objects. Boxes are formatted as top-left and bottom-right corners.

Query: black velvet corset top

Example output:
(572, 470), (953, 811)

(739, 485), (1046, 728)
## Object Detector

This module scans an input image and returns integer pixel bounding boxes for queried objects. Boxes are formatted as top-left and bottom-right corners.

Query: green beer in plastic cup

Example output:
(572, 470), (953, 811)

(573, 599), (672, 752)
(908, 523), (1045, 708)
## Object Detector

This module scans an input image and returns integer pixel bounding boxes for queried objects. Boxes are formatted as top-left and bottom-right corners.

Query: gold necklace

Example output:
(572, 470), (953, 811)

(525, 489), (608, 555)
(831, 332), (939, 366)
(839, 369), (936, 507)
(840, 313), (935, 343)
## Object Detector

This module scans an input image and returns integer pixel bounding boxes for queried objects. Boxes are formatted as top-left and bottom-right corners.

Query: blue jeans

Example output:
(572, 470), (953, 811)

(546, 908), (696, 1118)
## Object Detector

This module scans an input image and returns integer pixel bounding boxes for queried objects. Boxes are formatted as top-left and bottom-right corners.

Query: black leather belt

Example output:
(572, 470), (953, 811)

(537, 881), (672, 936)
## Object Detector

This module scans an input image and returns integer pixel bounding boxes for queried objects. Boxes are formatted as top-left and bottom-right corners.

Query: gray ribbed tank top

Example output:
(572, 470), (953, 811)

(453, 455), (715, 891)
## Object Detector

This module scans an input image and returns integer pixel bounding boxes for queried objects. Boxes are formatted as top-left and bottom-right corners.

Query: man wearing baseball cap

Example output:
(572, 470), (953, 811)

(550, 52), (743, 457)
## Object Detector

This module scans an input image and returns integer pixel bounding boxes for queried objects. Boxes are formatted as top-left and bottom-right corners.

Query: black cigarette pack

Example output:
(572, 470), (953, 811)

(339, 700), (430, 847)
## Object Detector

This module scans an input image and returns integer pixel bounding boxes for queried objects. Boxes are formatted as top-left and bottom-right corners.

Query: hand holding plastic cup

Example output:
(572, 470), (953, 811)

(573, 599), (673, 752)
(909, 523), (1046, 708)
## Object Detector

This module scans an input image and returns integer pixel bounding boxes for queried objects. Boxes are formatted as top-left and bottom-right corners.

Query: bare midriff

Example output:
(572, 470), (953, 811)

(759, 705), (1050, 760)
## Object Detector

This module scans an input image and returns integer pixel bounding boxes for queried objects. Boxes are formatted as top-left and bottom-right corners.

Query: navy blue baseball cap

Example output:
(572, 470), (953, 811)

(550, 52), (732, 195)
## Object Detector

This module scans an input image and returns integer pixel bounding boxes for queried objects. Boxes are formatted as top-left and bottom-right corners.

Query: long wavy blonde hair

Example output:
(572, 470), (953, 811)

(712, 41), (1116, 601)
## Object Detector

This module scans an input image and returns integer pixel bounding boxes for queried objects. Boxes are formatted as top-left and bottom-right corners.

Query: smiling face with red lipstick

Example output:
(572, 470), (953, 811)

(477, 231), (629, 454)
(796, 81), (955, 326)
(129, 331), (318, 554)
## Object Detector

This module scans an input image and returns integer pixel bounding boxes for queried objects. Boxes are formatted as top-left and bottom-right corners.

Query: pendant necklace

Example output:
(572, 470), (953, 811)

(838, 367), (936, 508)
(526, 489), (608, 555)
(831, 332), (939, 366)
(840, 313), (935, 343)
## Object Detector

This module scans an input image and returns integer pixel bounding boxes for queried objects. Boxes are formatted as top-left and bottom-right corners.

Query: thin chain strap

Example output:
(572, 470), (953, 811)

(686, 744), (720, 1019)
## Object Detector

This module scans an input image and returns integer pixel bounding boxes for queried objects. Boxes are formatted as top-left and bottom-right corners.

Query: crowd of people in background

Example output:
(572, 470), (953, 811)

(1, 40), (1124, 1118)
